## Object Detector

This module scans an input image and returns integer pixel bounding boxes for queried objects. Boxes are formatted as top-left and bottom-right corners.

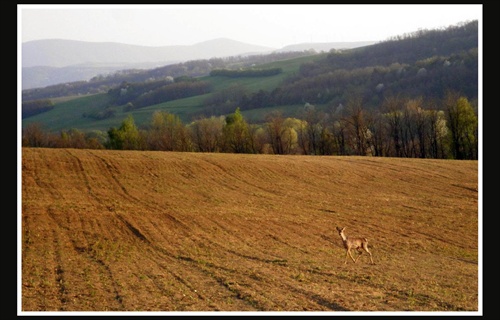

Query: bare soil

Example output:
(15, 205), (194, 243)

(20, 148), (479, 313)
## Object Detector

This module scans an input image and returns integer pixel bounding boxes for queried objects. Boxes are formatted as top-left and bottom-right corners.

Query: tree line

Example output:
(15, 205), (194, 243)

(22, 91), (478, 160)
(196, 47), (477, 119)
(209, 67), (282, 77)
(22, 21), (477, 127)
(109, 78), (212, 112)
(21, 99), (54, 119)
(21, 51), (313, 102)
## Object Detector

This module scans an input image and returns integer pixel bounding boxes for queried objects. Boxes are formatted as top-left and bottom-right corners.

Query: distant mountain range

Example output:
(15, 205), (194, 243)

(21, 38), (376, 89)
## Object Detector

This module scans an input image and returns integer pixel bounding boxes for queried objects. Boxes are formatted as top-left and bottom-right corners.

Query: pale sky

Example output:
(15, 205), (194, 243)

(18, 4), (482, 49)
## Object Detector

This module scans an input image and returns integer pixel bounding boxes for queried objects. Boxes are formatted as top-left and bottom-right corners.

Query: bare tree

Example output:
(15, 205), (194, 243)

(344, 96), (371, 156)
(382, 95), (405, 157)
(265, 111), (286, 154)
(22, 122), (49, 147)
(189, 116), (224, 153)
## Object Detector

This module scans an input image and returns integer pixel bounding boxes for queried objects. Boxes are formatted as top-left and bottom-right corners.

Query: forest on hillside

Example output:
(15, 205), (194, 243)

(23, 21), (477, 113)
(23, 89), (477, 160)
(22, 21), (478, 160)
(198, 20), (477, 117)
(21, 51), (314, 102)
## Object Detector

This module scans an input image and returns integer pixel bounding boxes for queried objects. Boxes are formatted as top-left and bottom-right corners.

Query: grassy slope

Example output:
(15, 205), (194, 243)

(23, 54), (326, 132)
(21, 148), (479, 312)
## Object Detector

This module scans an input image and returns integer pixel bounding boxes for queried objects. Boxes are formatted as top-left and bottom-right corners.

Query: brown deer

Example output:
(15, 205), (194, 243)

(336, 226), (374, 264)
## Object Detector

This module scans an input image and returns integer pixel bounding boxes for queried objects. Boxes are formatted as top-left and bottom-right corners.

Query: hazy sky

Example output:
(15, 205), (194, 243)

(19, 4), (482, 49)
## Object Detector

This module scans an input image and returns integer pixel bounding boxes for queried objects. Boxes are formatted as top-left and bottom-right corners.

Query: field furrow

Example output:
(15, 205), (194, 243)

(21, 148), (479, 313)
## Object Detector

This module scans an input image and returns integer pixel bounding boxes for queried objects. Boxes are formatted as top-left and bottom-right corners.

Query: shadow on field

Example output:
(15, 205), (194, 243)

(310, 293), (350, 311)
(285, 283), (350, 311)
(320, 234), (340, 247)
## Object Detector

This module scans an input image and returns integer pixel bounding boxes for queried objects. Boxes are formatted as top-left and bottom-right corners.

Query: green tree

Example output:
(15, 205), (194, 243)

(265, 112), (301, 155)
(59, 128), (87, 149)
(444, 93), (478, 159)
(222, 107), (249, 153)
(426, 108), (449, 159)
(107, 115), (141, 150)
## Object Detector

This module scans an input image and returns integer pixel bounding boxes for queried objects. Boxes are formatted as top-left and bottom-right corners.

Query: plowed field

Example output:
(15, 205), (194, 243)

(20, 148), (479, 314)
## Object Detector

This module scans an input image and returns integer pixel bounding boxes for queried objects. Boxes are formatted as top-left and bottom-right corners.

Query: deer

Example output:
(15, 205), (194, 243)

(336, 226), (374, 264)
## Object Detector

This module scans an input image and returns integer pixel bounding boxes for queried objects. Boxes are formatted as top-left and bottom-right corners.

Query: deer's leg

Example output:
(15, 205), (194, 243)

(354, 250), (363, 263)
(367, 251), (374, 264)
(363, 245), (374, 264)
(347, 249), (357, 263)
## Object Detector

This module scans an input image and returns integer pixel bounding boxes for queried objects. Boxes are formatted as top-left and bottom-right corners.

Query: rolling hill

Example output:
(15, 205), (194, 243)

(22, 62), (172, 91)
(21, 38), (277, 89)
(21, 147), (479, 312)
(22, 53), (325, 132)
(22, 38), (274, 90)
(21, 20), (478, 136)
(22, 38), (375, 90)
